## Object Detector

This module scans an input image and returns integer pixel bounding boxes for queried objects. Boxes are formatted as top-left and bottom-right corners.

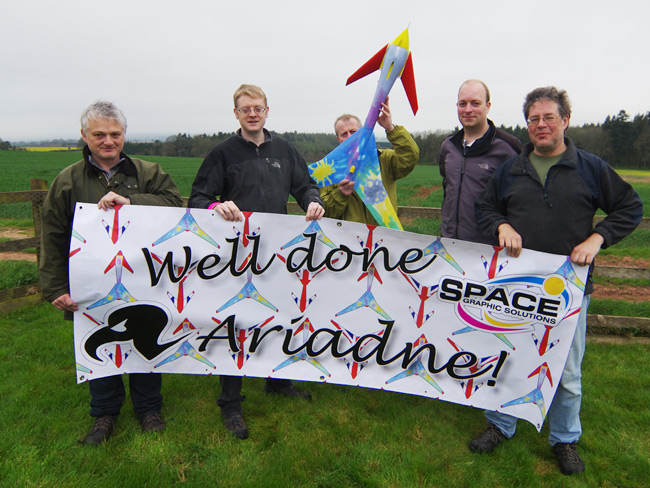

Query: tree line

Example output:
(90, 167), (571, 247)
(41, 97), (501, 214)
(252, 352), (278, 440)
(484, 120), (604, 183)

(122, 131), (339, 163)
(124, 110), (650, 168)
(413, 110), (650, 168)
(4, 110), (649, 168)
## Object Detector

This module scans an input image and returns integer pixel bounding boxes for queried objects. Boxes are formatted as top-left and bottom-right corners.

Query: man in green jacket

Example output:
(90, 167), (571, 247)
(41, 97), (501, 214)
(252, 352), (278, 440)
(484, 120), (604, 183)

(320, 97), (419, 223)
(40, 100), (183, 445)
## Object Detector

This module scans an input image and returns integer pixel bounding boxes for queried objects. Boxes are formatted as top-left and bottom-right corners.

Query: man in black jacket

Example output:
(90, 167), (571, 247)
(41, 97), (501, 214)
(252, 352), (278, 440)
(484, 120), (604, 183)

(439, 80), (521, 244)
(189, 84), (324, 440)
(471, 86), (643, 476)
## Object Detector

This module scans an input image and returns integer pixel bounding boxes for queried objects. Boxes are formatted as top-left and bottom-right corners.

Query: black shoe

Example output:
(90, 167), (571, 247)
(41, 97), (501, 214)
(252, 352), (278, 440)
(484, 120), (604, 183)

(264, 382), (312, 400)
(553, 442), (585, 475)
(223, 412), (249, 440)
(469, 423), (507, 453)
(83, 415), (116, 445)
(140, 413), (166, 433)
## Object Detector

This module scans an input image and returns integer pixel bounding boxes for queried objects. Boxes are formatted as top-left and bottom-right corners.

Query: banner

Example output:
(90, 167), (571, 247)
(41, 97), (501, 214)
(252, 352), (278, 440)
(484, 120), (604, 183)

(70, 204), (588, 430)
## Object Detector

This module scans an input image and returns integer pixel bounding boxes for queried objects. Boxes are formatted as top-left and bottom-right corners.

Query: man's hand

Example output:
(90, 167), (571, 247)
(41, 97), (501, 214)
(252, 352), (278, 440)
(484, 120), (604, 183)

(338, 179), (355, 197)
(377, 96), (395, 133)
(570, 233), (605, 266)
(52, 293), (78, 312)
(305, 202), (325, 221)
(215, 201), (243, 222)
(498, 223), (523, 258)
(98, 191), (130, 210)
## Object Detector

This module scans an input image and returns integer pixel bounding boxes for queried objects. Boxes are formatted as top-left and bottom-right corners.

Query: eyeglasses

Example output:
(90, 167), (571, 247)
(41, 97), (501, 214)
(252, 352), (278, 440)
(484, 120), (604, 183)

(526, 114), (561, 126)
(237, 106), (266, 115)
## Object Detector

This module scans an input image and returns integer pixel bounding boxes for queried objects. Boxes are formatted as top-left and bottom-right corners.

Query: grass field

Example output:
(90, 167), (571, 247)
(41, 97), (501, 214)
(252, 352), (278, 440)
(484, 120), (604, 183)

(0, 303), (649, 488)
(1, 150), (649, 486)
(1, 149), (648, 212)
(1, 149), (647, 216)
(0, 150), (204, 219)
(1, 149), (649, 311)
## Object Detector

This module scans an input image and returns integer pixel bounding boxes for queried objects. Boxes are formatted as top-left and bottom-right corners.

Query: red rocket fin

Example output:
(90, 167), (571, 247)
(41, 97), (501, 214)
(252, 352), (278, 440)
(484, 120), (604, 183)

(400, 53), (418, 115)
(346, 45), (388, 86)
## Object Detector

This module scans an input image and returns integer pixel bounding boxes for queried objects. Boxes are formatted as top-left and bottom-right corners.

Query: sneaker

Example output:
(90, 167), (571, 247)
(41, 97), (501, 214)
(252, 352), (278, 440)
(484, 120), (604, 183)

(469, 423), (507, 453)
(553, 442), (585, 475)
(140, 413), (166, 433)
(83, 415), (116, 445)
(264, 382), (312, 400)
(223, 412), (249, 440)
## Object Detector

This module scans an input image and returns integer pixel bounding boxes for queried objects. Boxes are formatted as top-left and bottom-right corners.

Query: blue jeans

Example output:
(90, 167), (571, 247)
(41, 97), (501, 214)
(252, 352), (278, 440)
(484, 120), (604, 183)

(485, 294), (589, 445)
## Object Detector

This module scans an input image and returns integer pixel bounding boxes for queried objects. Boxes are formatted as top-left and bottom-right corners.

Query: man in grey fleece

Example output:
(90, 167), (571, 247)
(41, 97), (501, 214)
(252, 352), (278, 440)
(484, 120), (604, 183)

(439, 79), (521, 244)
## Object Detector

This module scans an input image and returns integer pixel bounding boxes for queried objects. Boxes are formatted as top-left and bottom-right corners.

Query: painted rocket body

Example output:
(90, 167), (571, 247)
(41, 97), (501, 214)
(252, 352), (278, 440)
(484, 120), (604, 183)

(308, 28), (418, 230)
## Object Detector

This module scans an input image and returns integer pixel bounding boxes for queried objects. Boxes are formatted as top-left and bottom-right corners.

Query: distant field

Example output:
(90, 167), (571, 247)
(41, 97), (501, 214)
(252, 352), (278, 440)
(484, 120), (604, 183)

(18, 146), (80, 152)
(0, 151), (204, 220)
(2, 149), (649, 316)
(0, 150), (202, 198)
(0, 150), (648, 224)
(618, 169), (650, 177)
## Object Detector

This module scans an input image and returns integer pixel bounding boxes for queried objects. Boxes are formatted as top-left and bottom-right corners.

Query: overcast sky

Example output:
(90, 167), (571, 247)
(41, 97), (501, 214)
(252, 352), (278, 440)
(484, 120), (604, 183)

(2, 0), (649, 142)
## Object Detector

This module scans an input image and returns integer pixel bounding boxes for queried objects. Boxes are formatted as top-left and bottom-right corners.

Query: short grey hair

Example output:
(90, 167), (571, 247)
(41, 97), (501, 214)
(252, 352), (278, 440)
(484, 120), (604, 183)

(334, 114), (362, 136)
(80, 100), (127, 133)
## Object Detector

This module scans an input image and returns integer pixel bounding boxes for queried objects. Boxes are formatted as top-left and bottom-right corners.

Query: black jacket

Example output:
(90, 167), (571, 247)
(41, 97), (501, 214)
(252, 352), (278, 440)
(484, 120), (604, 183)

(189, 129), (322, 213)
(476, 138), (643, 292)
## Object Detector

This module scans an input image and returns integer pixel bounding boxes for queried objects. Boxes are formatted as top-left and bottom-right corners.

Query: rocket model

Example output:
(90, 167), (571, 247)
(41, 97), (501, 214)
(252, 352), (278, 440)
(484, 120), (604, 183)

(308, 27), (418, 230)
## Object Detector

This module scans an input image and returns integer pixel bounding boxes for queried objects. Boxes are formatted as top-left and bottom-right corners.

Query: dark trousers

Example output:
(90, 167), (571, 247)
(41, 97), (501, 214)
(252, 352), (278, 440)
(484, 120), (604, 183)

(217, 375), (245, 415)
(89, 373), (162, 419)
(217, 376), (294, 414)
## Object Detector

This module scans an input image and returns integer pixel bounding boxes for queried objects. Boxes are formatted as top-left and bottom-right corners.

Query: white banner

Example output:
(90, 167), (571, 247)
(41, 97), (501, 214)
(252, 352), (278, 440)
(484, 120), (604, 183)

(70, 204), (588, 430)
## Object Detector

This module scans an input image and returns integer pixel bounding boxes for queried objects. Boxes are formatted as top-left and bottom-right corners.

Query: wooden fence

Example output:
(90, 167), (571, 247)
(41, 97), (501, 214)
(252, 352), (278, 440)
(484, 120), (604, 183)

(0, 179), (47, 312)
(1, 179), (648, 337)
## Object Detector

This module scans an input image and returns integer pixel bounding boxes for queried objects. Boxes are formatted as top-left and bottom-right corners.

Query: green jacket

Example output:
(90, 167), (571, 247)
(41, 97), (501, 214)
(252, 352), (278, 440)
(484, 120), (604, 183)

(40, 148), (183, 309)
(320, 125), (419, 225)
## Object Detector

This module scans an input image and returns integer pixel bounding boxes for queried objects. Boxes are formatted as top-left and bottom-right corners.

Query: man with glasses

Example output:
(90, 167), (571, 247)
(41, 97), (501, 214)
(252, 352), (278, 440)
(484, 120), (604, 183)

(189, 84), (324, 440)
(471, 86), (642, 475)
(439, 79), (521, 243)
(320, 97), (419, 223)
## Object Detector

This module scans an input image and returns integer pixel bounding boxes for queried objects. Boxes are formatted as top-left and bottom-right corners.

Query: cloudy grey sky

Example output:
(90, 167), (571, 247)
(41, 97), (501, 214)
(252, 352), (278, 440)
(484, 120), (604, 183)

(1, 0), (648, 142)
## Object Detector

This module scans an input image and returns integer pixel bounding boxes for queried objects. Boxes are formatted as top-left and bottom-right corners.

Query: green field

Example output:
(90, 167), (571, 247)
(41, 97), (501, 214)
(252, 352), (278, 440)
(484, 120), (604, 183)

(1, 149), (649, 308)
(2, 149), (647, 217)
(0, 151), (204, 219)
(1, 149), (649, 315)
(0, 303), (648, 487)
(1, 151), (649, 486)
(1, 148), (648, 256)
(2, 148), (647, 249)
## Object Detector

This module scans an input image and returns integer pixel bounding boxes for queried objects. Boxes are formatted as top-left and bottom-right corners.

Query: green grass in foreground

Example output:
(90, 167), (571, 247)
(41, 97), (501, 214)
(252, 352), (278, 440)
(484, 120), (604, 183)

(0, 303), (648, 487)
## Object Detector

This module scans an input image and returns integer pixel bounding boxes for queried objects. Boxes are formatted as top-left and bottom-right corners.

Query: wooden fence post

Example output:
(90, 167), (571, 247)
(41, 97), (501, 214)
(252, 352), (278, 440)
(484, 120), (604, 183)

(30, 178), (48, 265)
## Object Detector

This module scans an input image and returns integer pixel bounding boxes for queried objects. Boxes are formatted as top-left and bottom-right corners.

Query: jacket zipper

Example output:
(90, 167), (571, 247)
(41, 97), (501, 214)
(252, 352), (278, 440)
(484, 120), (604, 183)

(543, 166), (554, 208)
(524, 159), (553, 208)
(454, 151), (467, 239)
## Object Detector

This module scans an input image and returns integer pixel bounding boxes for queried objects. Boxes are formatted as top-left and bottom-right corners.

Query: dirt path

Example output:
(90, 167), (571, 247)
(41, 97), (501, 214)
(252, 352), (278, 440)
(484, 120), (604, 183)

(1, 228), (37, 262)
(596, 254), (650, 268)
(413, 185), (441, 199)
